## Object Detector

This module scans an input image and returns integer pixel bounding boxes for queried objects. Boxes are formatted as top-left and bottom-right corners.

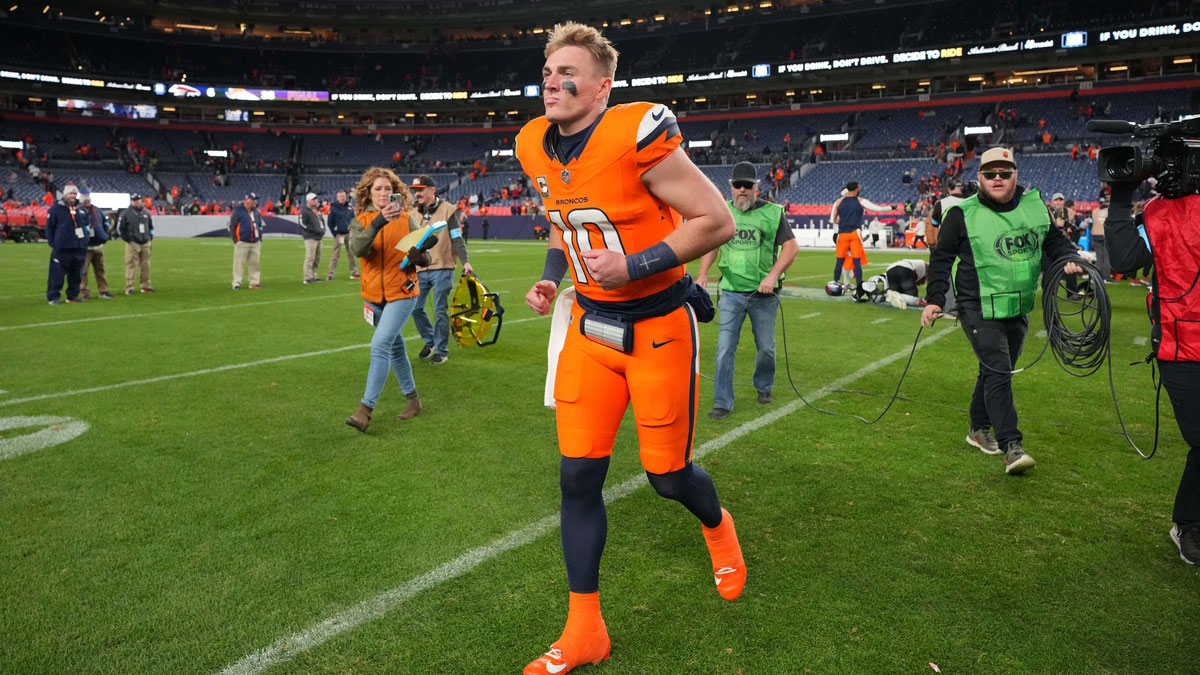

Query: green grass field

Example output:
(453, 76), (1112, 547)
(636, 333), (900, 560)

(1, 237), (1197, 675)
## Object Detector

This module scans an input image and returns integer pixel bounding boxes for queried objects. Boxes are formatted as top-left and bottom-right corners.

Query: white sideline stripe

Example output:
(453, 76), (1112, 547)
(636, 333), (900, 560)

(800, 312), (821, 319)
(0, 316), (547, 409)
(0, 293), (362, 331)
(1134, 336), (1148, 346)
(216, 323), (958, 675)
(871, 317), (891, 325)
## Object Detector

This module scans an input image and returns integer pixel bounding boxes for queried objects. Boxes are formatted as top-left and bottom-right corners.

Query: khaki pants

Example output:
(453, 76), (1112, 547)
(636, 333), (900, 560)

(303, 238), (323, 282)
(233, 241), (262, 287)
(124, 241), (152, 292)
(80, 247), (108, 298)
(326, 234), (359, 278)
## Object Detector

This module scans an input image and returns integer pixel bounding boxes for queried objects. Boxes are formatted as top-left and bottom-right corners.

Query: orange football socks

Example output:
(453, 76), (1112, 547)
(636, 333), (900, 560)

(702, 508), (746, 601)
(524, 591), (611, 675)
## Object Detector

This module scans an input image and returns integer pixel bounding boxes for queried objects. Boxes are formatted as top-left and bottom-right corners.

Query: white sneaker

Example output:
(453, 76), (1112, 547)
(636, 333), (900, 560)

(886, 290), (907, 310)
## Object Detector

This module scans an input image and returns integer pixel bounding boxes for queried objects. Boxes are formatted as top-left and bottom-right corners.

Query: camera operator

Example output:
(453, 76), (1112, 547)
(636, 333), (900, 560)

(1104, 180), (1200, 567)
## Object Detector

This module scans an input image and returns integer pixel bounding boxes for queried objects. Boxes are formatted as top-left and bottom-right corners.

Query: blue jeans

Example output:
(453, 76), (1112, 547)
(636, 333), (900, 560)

(362, 297), (418, 409)
(412, 268), (454, 356)
(713, 291), (778, 411)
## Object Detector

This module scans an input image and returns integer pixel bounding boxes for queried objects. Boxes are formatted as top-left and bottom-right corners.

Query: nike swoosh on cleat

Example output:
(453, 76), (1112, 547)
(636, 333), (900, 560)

(652, 339), (675, 348)
(651, 107), (665, 121)
(546, 662), (567, 674)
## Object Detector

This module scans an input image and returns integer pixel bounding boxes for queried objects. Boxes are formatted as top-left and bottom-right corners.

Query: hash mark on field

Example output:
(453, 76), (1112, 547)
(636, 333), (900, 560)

(800, 312), (821, 320)
(1134, 336), (1148, 346)
(216, 324), (958, 675)
(872, 317), (891, 325)
(1036, 330), (1047, 338)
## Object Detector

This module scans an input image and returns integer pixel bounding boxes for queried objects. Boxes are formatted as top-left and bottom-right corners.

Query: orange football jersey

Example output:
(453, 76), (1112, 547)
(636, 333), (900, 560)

(516, 101), (685, 303)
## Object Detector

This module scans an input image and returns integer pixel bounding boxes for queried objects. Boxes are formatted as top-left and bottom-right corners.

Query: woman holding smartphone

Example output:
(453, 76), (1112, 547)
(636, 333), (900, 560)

(345, 167), (429, 431)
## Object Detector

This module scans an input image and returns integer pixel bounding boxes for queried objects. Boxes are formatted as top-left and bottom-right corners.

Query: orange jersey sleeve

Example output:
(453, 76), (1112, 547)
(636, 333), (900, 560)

(516, 102), (686, 303)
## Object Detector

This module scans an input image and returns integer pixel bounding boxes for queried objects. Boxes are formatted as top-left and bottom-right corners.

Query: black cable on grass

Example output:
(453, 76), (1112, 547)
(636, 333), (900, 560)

(777, 296), (930, 424)
(1039, 256), (1161, 459)
(717, 257), (1163, 457)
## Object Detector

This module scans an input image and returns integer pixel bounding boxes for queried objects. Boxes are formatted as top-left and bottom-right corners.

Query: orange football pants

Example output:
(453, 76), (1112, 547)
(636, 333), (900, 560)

(553, 302), (698, 474)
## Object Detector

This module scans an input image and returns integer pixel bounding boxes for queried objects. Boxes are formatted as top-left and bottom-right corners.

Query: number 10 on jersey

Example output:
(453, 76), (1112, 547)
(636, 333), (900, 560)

(546, 208), (625, 285)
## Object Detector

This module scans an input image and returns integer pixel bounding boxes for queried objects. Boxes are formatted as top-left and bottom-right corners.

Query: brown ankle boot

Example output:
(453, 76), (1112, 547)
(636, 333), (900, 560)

(346, 404), (373, 432)
(396, 392), (422, 420)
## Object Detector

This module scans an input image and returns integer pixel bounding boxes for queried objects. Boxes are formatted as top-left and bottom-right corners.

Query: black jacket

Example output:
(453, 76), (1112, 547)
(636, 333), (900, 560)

(926, 186), (1077, 310)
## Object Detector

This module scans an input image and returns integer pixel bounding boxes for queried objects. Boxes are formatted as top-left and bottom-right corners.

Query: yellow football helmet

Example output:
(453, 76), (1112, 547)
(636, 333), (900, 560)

(450, 271), (504, 348)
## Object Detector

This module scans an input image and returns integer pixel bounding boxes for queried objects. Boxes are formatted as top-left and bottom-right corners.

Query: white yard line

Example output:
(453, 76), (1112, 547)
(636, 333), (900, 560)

(216, 323), (958, 675)
(871, 317), (891, 325)
(799, 312), (821, 319)
(0, 293), (363, 331)
(1134, 336), (1148, 346)
(0, 316), (548, 408)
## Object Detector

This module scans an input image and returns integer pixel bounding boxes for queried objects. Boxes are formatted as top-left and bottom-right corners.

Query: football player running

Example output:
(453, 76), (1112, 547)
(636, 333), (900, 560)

(517, 21), (746, 675)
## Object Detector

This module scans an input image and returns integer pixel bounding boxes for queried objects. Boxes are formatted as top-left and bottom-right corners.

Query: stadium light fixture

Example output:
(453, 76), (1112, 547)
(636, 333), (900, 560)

(176, 23), (217, 31)
(745, 93), (756, 99)
(28, 96), (41, 102)
(162, 106), (175, 112)
(336, 114), (344, 120)
(404, 113), (415, 117)
(871, 83), (886, 89)
(1110, 65), (1128, 71)
(918, 79), (931, 86)
(426, 112), (438, 117)
(619, 19), (631, 25)
(784, 90), (794, 96)
(9, 5), (17, 11)
(759, 1), (772, 7)
(42, 4), (48, 13)
(694, 97), (706, 102)
(1174, 56), (1193, 64)
(655, 15), (665, 21)
(252, 111), (265, 116)
(968, 75), (984, 82)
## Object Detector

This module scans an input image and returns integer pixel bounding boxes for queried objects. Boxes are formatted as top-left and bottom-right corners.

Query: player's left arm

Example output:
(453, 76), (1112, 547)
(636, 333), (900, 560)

(582, 148), (734, 290)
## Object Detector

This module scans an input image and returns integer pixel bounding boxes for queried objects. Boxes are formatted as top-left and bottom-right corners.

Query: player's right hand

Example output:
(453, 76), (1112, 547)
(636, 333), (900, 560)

(920, 303), (943, 327)
(526, 280), (558, 316)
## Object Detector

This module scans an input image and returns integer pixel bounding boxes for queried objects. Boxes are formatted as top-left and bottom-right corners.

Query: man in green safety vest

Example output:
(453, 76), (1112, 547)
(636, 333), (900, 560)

(697, 162), (799, 420)
(921, 147), (1082, 475)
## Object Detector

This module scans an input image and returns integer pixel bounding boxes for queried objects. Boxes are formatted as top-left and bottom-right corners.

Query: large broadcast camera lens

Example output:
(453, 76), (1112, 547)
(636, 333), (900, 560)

(1096, 145), (1150, 183)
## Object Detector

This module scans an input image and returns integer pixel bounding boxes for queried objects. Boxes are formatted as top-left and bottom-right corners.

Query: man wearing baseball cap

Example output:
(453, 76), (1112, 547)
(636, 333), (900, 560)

(117, 191), (155, 294)
(407, 174), (473, 364)
(696, 161), (798, 419)
(229, 192), (265, 289)
(44, 183), (90, 304)
(299, 192), (326, 284)
(921, 147), (1083, 476)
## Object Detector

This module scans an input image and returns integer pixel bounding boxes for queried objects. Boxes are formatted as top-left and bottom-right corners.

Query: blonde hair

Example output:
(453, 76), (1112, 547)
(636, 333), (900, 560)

(353, 166), (409, 216)
(545, 22), (619, 79)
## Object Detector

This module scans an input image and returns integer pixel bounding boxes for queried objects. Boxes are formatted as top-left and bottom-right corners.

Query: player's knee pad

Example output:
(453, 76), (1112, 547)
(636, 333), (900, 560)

(560, 456), (610, 499)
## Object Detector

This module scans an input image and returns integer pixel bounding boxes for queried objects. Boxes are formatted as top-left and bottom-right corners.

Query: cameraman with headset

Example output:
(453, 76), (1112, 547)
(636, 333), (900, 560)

(1103, 157), (1200, 567)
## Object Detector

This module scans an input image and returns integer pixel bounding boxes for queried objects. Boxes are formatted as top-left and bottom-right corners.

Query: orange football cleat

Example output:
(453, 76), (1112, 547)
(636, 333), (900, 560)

(702, 508), (746, 601)
(523, 629), (611, 675)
